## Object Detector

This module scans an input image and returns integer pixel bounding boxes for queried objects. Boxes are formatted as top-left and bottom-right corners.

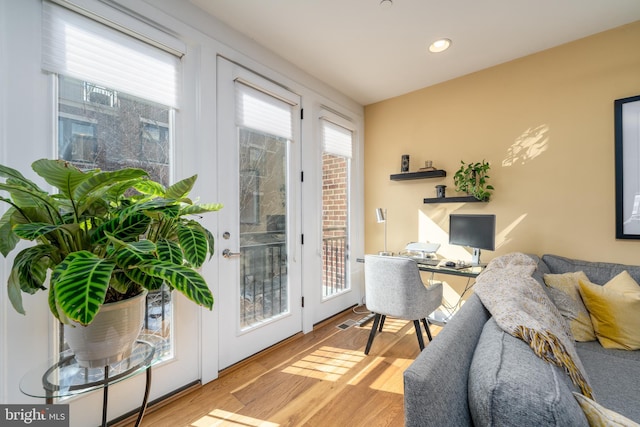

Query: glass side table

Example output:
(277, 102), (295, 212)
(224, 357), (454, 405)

(20, 337), (157, 427)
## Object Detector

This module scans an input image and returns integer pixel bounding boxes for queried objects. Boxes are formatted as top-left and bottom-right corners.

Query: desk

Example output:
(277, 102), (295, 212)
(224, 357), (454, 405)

(20, 338), (156, 427)
(414, 262), (483, 278)
(356, 257), (484, 278)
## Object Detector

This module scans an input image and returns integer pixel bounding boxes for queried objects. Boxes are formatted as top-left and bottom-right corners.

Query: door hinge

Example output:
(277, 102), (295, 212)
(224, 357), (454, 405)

(301, 171), (304, 182)
(301, 296), (305, 307)
(301, 234), (304, 244)
(300, 108), (304, 120)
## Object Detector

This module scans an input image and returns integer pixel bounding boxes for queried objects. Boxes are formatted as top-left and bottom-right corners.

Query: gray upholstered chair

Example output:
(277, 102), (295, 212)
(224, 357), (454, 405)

(364, 254), (443, 355)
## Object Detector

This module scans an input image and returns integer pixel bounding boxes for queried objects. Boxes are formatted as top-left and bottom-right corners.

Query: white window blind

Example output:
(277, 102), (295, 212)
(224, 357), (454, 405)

(235, 81), (294, 140)
(42, 2), (181, 108)
(321, 118), (353, 159)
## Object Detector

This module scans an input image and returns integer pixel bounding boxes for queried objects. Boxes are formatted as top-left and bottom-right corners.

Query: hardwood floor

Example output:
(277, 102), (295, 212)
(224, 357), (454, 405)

(124, 308), (442, 427)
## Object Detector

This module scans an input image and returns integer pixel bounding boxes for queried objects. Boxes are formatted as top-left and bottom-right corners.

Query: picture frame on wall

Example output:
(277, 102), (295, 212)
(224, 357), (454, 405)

(614, 94), (640, 239)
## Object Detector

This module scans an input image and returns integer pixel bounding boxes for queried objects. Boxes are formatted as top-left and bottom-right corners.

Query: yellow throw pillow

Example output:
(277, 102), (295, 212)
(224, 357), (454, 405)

(578, 271), (640, 350)
(543, 271), (596, 341)
(573, 393), (640, 427)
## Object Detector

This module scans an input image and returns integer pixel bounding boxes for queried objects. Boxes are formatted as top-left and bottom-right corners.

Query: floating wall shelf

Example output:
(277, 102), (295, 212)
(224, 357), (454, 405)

(390, 169), (446, 181)
(423, 196), (487, 204)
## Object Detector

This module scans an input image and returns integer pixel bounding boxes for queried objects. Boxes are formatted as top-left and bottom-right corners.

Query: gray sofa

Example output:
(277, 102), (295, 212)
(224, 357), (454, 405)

(404, 254), (640, 426)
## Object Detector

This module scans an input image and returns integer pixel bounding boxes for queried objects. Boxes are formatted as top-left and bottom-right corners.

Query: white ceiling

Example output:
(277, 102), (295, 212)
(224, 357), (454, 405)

(189, 0), (640, 106)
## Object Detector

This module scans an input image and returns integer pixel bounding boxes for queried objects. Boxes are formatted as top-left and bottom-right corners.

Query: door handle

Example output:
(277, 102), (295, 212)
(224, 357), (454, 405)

(222, 249), (241, 258)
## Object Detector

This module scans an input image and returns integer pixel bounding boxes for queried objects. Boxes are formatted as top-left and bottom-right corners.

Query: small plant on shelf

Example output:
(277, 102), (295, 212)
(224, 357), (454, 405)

(453, 160), (494, 201)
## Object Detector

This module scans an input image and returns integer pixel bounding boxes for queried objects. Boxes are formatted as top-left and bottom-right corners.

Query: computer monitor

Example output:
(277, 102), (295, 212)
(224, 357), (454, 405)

(449, 214), (496, 265)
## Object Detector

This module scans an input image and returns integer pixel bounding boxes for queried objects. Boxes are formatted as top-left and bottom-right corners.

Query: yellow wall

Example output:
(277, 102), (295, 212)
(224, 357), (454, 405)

(364, 21), (640, 271)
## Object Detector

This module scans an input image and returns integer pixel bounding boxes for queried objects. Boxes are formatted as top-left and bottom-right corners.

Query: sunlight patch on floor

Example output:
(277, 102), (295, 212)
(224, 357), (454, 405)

(191, 409), (279, 427)
(368, 357), (412, 394)
(345, 354), (408, 395)
(376, 318), (409, 333)
(281, 346), (365, 381)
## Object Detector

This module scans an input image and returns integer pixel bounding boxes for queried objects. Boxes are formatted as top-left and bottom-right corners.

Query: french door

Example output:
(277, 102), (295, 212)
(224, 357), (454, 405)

(217, 58), (303, 369)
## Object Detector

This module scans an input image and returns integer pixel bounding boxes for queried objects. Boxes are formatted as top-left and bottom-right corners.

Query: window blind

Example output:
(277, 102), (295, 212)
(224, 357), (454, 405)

(42, 2), (181, 108)
(235, 81), (294, 140)
(321, 118), (353, 159)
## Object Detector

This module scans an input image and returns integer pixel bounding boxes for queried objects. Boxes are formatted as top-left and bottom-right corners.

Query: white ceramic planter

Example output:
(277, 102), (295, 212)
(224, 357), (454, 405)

(64, 290), (147, 368)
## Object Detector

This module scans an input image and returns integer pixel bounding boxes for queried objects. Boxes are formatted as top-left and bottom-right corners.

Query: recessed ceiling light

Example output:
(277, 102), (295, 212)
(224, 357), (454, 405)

(429, 38), (451, 53)
(379, 0), (393, 8)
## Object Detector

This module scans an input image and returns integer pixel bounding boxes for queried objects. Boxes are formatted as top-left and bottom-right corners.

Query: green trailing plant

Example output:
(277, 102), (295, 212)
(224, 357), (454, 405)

(453, 160), (494, 201)
(0, 159), (222, 326)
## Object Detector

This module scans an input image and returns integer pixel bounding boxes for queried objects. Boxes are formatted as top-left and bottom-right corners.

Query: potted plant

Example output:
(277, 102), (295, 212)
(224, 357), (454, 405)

(0, 159), (221, 366)
(453, 160), (495, 201)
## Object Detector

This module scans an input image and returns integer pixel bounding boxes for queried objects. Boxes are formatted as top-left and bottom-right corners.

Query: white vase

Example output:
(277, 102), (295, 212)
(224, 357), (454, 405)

(64, 290), (147, 368)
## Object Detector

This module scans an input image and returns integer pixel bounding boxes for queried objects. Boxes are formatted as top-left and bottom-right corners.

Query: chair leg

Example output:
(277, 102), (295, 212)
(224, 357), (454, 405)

(378, 315), (386, 332)
(365, 313), (382, 355)
(413, 319), (425, 351)
(422, 318), (433, 341)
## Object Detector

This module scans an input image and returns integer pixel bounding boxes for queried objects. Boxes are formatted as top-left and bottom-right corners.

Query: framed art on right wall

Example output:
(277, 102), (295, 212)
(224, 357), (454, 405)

(614, 94), (640, 239)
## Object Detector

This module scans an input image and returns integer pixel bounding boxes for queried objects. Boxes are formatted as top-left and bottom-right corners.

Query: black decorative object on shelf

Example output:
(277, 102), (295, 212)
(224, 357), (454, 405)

(390, 169), (446, 181)
(401, 154), (410, 172)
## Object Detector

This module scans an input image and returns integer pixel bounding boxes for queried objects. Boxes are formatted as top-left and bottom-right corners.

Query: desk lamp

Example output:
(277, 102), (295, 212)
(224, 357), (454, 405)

(376, 208), (392, 256)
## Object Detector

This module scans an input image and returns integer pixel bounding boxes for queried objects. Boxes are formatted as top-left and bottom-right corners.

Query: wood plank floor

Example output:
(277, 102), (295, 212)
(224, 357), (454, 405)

(123, 308), (442, 427)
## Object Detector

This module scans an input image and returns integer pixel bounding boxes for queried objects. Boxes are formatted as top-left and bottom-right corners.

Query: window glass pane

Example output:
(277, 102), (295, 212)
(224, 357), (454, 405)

(321, 118), (352, 299)
(57, 74), (174, 359)
(58, 75), (171, 185)
(322, 153), (350, 298)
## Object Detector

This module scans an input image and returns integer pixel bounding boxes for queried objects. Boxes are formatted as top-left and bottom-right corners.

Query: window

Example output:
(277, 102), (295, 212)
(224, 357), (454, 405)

(321, 117), (353, 299)
(42, 1), (183, 359)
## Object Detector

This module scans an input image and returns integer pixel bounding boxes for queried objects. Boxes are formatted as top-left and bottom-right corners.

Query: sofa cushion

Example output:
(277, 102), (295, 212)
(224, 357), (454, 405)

(542, 254), (640, 285)
(576, 343), (640, 422)
(468, 318), (588, 426)
(578, 271), (640, 350)
(544, 271), (596, 341)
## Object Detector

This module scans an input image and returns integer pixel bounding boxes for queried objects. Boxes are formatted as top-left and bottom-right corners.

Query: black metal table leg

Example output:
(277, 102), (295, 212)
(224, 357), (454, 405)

(102, 366), (109, 427)
(134, 367), (152, 427)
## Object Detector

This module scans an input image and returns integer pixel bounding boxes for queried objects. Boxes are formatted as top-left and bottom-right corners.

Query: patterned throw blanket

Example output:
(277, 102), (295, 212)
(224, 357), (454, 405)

(474, 252), (593, 398)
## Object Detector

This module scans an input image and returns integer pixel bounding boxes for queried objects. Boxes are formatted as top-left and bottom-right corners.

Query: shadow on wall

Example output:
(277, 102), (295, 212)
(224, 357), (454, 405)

(503, 124), (549, 167)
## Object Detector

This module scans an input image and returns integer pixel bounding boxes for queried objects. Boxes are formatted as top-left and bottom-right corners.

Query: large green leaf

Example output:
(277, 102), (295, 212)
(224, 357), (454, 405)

(0, 207), (19, 256)
(0, 163), (42, 192)
(123, 199), (180, 219)
(0, 182), (59, 211)
(114, 212), (151, 241)
(52, 251), (116, 325)
(8, 269), (25, 315)
(185, 221), (215, 259)
(179, 203), (223, 216)
(165, 175), (197, 200)
(73, 168), (148, 205)
(91, 212), (150, 244)
(13, 223), (71, 241)
(11, 245), (55, 293)
(114, 244), (164, 290)
(177, 224), (208, 268)
(110, 271), (135, 294)
(133, 179), (166, 198)
(156, 238), (183, 265)
(113, 241), (156, 267)
(137, 260), (213, 309)
(48, 282), (62, 322)
(32, 159), (93, 200)
(125, 267), (164, 290)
